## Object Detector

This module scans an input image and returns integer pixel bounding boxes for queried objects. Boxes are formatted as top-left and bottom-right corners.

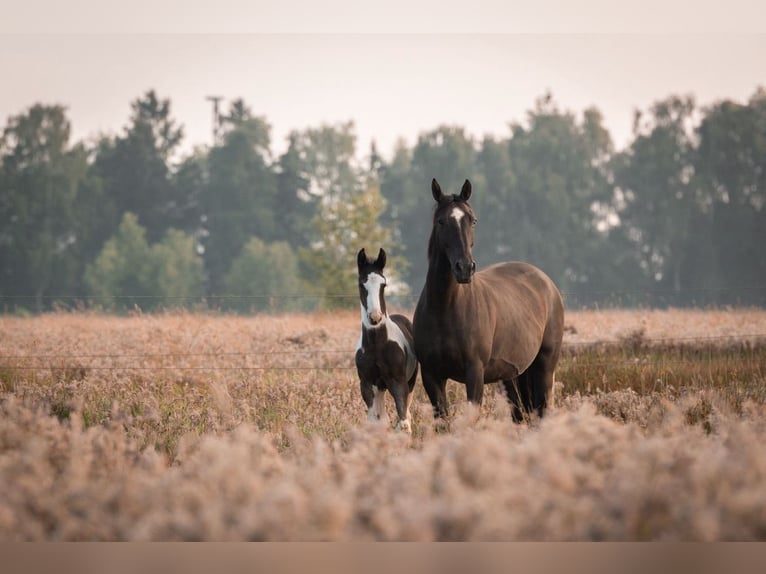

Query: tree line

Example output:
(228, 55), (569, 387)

(1, 88), (765, 313)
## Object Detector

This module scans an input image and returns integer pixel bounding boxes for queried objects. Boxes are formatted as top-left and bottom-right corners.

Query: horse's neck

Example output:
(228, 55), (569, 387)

(424, 252), (461, 309)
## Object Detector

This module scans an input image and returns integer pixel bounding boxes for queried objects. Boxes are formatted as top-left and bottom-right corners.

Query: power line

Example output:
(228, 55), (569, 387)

(206, 95), (224, 146)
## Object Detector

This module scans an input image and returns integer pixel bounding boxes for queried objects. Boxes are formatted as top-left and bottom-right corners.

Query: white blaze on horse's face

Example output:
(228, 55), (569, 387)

(439, 203), (477, 283)
(361, 272), (387, 328)
(450, 206), (465, 225)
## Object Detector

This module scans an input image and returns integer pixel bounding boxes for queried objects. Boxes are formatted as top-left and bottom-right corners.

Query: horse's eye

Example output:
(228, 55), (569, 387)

(472, 218), (478, 226)
(438, 218), (445, 225)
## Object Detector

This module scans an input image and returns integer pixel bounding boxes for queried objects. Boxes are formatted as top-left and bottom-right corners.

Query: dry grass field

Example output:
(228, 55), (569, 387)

(1, 308), (766, 540)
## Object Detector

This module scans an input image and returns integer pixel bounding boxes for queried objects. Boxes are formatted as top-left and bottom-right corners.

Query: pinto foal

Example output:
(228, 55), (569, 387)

(355, 248), (418, 432)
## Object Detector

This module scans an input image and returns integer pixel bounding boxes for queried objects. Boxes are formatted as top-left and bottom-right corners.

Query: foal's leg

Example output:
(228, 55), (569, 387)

(422, 370), (449, 419)
(362, 381), (388, 423)
(391, 382), (412, 433)
(360, 380), (375, 415)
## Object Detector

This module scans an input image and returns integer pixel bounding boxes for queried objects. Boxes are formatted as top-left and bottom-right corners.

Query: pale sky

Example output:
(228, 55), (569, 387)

(2, 2), (765, 161)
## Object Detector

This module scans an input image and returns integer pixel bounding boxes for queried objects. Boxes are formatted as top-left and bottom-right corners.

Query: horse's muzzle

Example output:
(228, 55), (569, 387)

(368, 310), (384, 325)
(454, 260), (476, 284)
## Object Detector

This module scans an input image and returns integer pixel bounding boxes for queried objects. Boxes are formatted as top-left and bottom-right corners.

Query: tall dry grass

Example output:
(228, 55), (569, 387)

(1, 309), (765, 540)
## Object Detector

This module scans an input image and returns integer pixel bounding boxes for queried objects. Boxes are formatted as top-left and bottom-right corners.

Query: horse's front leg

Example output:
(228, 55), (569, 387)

(422, 368), (448, 419)
(465, 362), (486, 405)
(361, 380), (387, 423)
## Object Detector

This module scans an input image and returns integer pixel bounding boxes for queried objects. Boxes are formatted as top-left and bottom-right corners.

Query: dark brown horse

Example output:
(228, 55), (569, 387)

(355, 248), (419, 432)
(413, 179), (564, 422)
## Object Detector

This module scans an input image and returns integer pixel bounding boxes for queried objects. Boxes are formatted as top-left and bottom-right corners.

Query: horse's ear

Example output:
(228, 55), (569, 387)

(375, 248), (387, 269)
(460, 179), (472, 201)
(432, 178), (444, 202)
(357, 248), (367, 269)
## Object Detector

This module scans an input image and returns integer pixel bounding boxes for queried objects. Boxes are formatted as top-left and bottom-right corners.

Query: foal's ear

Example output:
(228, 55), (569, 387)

(375, 248), (387, 269)
(460, 179), (472, 201)
(431, 178), (444, 202)
(357, 248), (368, 269)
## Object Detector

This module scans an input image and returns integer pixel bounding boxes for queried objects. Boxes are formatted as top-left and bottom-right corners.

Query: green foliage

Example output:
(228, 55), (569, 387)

(612, 95), (697, 294)
(0, 104), (91, 309)
(500, 96), (616, 291)
(302, 177), (407, 310)
(202, 102), (278, 294)
(274, 132), (317, 249)
(222, 238), (303, 313)
(4, 87), (766, 313)
(84, 213), (154, 308)
(84, 213), (204, 311)
(693, 89), (766, 302)
(152, 229), (206, 308)
(292, 121), (359, 202)
(93, 90), (184, 243)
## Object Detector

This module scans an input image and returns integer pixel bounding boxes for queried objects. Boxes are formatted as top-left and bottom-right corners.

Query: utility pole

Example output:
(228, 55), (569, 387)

(206, 96), (224, 146)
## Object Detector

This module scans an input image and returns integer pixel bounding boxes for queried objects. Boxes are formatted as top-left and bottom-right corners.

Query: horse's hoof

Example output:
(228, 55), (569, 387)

(434, 418), (450, 433)
(395, 419), (412, 433)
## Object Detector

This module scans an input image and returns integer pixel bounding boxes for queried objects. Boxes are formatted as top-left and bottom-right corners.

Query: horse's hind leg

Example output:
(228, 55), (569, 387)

(526, 345), (559, 417)
(503, 375), (533, 423)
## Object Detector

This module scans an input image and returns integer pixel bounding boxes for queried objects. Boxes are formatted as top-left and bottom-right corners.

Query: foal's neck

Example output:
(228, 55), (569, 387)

(361, 318), (389, 350)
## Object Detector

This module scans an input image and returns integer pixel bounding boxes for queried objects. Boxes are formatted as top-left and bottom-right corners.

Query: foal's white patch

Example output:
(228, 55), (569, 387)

(450, 206), (465, 224)
(386, 319), (418, 381)
(361, 272), (386, 329)
(395, 418), (412, 433)
(368, 385), (388, 423)
(359, 286), (416, 381)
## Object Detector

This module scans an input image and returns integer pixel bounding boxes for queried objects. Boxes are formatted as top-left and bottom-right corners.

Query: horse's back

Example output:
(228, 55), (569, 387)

(478, 261), (562, 314)
(476, 261), (564, 366)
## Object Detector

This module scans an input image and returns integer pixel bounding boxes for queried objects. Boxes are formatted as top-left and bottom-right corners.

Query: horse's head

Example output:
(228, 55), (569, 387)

(429, 178), (477, 284)
(357, 247), (388, 327)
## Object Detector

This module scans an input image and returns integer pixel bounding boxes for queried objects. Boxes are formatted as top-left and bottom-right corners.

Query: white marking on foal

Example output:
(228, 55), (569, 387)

(395, 417), (412, 433)
(386, 319), (417, 381)
(361, 272), (386, 329)
(394, 387), (414, 433)
(367, 385), (388, 423)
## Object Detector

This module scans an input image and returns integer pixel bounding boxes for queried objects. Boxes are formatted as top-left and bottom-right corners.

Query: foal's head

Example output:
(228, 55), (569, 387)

(429, 178), (477, 284)
(357, 248), (388, 328)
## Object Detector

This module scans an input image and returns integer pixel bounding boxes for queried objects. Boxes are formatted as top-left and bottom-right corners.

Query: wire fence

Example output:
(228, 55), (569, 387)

(1, 357), (764, 373)
(1, 333), (765, 373)
(2, 284), (766, 310)
(2, 332), (766, 361)
(2, 287), (766, 374)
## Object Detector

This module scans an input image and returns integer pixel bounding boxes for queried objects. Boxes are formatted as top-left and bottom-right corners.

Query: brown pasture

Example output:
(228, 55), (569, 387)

(0, 309), (765, 540)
